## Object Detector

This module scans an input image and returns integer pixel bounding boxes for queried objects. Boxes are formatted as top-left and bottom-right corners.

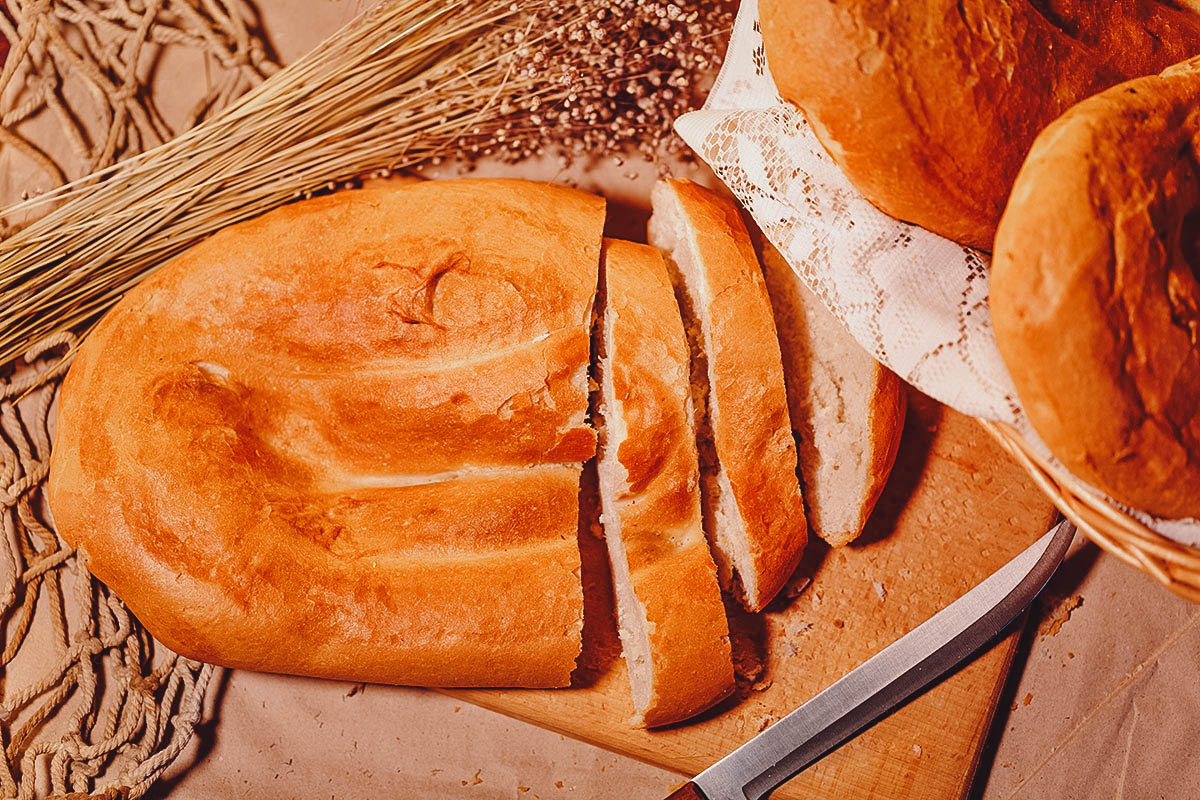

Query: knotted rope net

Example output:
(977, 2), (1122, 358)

(1, 336), (217, 800)
(0, 0), (278, 187)
(0, 3), (279, 797)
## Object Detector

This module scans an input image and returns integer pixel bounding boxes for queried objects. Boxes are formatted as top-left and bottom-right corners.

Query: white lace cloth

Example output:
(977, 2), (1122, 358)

(675, 0), (1200, 547)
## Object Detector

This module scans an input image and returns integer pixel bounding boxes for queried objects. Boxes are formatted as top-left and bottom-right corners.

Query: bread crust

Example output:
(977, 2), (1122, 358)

(991, 57), (1200, 518)
(862, 376), (907, 538)
(598, 239), (733, 727)
(48, 178), (606, 687)
(761, 0), (1200, 249)
(652, 179), (808, 611)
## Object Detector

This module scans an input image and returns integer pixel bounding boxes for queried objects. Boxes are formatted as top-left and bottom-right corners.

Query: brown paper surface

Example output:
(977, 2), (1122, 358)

(7, 3), (1197, 799)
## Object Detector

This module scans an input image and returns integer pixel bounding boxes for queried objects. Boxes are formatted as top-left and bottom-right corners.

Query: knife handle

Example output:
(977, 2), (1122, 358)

(664, 781), (709, 800)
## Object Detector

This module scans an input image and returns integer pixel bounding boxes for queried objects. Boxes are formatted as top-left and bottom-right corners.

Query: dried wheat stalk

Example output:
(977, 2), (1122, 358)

(0, 0), (732, 369)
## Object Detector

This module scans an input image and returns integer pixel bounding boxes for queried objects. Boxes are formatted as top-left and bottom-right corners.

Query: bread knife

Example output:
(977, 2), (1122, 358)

(665, 518), (1076, 800)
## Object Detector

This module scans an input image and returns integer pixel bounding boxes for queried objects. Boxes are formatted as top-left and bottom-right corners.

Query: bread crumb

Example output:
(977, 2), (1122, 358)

(519, 787), (530, 793)
(471, 769), (483, 786)
(783, 576), (811, 599)
(832, 619), (844, 629)
(751, 678), (773, 692)
(1022, 693), (1032, 706)
(755, 713), (779, 732)
(1037, 594), (1083, 638)
(555, 781), (564, 789)
(912, 744), (922, 757)
(872, 581), (887, 602)
(786, 618), (814, 637)
(781, 617), (813, 658)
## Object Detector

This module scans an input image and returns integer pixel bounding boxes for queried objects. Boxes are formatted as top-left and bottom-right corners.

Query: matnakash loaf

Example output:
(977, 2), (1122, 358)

(48, 175), (904, 722)
(49, 179), (604, 688)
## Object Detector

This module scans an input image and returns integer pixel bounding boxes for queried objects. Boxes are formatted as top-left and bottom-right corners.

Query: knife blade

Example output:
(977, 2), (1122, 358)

(667, 518), (1076, 800)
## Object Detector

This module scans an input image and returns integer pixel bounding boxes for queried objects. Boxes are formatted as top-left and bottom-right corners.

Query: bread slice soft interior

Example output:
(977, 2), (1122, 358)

(647, 178), (808, 612)
(595, 238), (733, 727)
(757, 240), (906, 546)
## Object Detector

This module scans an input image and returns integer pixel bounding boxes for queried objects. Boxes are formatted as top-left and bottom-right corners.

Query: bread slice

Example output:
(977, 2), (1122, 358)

(595, 238), (734, 727)
(648, 179), (808, 612)
(757, 240), (906, 546)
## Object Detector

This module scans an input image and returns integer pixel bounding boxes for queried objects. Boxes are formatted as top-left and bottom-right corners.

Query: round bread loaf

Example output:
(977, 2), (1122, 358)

(760, 0), (1200, 249)
(991, 57), (1200, 519)
(48, 178), (606, 687)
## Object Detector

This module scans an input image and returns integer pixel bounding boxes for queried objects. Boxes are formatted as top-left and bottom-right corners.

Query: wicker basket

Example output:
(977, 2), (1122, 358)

(980, 419), (1200, 603)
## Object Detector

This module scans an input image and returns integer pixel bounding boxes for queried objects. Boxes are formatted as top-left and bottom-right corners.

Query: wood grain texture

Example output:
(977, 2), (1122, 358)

(450, 392), (1057, 800)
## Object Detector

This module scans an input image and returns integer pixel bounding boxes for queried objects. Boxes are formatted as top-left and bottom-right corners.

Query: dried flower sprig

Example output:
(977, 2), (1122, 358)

(0, 0), (733, 368)
(466, 0), (733, 164)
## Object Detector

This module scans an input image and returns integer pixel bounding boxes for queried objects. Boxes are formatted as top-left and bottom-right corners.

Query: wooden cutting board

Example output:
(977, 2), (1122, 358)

(450, 391), (1057, 800)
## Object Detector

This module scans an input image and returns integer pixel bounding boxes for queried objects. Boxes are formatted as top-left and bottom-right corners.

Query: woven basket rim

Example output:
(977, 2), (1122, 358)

(979, 419), (1200, 604)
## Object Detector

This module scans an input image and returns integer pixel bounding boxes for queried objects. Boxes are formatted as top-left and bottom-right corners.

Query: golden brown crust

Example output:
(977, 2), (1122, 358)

(761, 0), (1200, 249)
(633, 543), (735, 727)
(660, 179), (808, 611)
(991, 57), (1200, 518)
(861, 375), (907, 538)
(48, 178), (607, 687)
(599, 239), (733, 727)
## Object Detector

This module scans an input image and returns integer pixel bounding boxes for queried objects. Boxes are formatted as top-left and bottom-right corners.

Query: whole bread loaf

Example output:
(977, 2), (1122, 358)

(48, 179), (605, 687)
(991, 57), (1200, 519)
(760, 0), (1200, 249)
